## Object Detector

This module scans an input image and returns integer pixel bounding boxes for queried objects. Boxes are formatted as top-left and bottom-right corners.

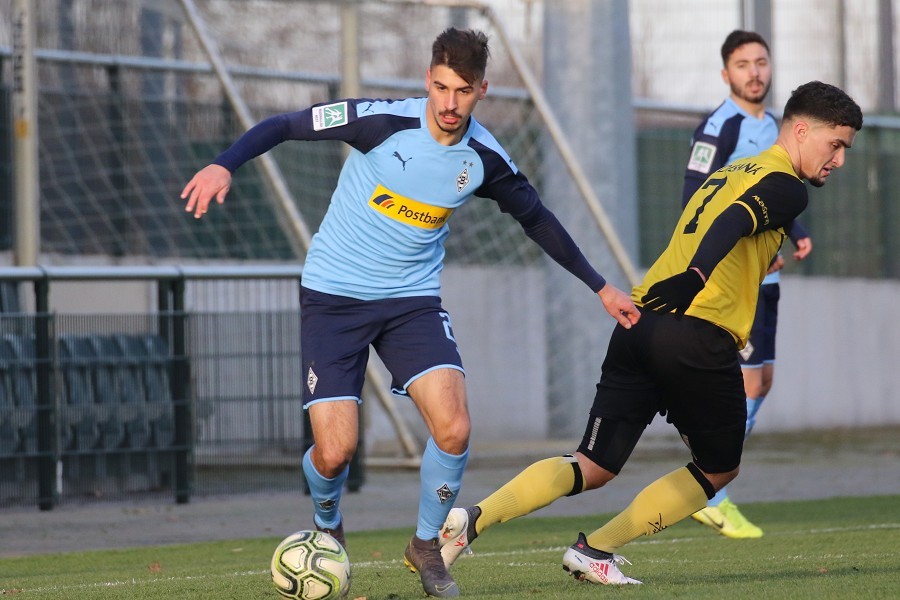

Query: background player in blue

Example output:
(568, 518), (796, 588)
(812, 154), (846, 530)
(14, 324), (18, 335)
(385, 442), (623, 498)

(182, 27), (640, 597)
(682, 30), (813, 539)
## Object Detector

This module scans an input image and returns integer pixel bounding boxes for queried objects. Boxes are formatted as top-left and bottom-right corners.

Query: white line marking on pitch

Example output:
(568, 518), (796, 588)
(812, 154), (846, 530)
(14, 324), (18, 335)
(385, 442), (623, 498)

(13, 522), (899, 594)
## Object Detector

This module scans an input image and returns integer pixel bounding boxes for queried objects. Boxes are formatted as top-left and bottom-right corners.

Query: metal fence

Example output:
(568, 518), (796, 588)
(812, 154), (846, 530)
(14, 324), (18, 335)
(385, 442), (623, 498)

(1, 9), (898, 277)
(635, 105), (900, 279)
(0, 0), (900, 488)
(0, 265), (363, 509)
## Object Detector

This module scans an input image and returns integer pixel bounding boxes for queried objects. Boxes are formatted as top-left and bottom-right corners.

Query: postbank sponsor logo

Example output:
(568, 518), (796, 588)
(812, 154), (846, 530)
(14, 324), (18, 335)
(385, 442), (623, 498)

(368, 184), (453, 229)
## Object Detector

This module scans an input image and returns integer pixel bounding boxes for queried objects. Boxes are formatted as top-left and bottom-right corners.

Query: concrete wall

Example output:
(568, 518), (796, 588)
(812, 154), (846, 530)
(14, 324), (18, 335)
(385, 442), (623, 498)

(366, 265), (549, 450)
(754, 275), (900, 431)
(36, 270), (900, 446)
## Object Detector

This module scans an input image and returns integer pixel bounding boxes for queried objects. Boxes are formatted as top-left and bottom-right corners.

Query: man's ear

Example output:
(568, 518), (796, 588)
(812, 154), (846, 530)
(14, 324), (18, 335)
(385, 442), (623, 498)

(425, 68), (432, 91)
(479, 79), (488, 100)
(793, 119), (809, 142)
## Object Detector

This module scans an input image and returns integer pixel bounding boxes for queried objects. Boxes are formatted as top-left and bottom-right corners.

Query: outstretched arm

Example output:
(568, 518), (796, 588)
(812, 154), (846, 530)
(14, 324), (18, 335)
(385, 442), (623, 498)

(495, 189), (640, 326)
(180, 113), (294, 219)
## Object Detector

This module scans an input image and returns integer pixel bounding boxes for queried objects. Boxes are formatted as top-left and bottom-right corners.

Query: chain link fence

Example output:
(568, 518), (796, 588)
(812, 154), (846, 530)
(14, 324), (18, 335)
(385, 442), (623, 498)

(0, 0), (897, 506)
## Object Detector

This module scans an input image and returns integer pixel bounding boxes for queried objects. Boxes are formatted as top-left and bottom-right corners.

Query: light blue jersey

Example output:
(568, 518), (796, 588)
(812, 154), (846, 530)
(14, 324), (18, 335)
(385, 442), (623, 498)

(682, 97), (778, 206)
(682, 96), (789, 284)
(214, 97), (605, 300)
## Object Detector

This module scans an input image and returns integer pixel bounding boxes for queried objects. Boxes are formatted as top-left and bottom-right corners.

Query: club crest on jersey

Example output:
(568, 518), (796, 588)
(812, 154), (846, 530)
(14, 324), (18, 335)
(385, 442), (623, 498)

(435, 483), (455, 504)
(687, 141), (716, 174)
(312, 101), (349, 130)
(368, 184), (454, 229)
(457, 167), (470, 193)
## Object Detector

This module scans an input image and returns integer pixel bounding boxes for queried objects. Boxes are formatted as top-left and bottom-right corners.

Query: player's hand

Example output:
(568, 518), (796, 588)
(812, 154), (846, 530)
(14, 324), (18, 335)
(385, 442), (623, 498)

(766, 253), (785, 274)
(181, 164), (232, 219)
(793, 236), (812, 261)
(640, 268), (705, 319)
(597, 283), (640, 329)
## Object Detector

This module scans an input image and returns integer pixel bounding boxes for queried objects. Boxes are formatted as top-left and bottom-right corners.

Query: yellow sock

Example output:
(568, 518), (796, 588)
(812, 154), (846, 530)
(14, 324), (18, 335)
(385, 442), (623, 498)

(474, 456), (583, 536)
(586, 466), (708, 552)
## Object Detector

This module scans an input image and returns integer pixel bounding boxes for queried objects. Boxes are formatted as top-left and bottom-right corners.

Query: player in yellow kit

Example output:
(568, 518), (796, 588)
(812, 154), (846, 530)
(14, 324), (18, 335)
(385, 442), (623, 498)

(438, 81), (862, 585)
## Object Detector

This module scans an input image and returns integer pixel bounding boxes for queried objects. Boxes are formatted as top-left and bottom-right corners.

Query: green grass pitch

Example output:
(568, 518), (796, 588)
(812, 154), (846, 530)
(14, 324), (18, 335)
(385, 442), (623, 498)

(2, 495), (898, 599)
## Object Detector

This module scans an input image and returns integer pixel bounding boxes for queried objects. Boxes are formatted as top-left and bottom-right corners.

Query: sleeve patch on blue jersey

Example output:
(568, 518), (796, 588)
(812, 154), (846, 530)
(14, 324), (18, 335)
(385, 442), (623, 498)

(312, 101), (349, 130)
(687, 141), (717, 174)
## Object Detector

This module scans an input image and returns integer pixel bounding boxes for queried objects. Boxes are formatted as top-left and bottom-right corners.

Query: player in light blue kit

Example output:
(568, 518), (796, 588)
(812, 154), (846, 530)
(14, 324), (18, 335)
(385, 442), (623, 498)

(182, 28), (639, 597)
(682, 30), (813, 539)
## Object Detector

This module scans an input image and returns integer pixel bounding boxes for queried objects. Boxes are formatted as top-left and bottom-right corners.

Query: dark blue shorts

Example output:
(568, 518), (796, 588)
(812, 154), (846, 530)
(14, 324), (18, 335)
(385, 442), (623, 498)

(299, 286), (464, 407)
(739, 283), (780, 367)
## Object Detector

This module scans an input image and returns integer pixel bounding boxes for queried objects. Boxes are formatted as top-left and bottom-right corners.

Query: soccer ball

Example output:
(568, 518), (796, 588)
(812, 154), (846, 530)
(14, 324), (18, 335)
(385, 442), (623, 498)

(270, 530), (351, 600)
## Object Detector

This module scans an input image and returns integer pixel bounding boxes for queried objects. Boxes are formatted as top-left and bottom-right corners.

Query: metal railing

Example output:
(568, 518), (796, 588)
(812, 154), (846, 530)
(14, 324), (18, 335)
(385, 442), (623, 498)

(0, 264), (341, 510)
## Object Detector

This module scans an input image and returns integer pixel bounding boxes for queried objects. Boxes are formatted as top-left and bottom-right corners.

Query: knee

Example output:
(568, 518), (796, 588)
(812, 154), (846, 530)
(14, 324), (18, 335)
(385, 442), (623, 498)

(744, 380), (763, 399)
(577, 454), (616, 491)
(583, 471), (615, 491)
(704, 466), (740, 492)
(312, 442), (356, 478)
(431, 418), (471, 455)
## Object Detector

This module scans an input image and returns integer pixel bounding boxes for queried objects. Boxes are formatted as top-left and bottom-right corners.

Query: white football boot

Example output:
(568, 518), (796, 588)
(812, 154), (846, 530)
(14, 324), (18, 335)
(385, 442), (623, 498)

(439, 506), (479, 568)
(562, 532), (642, 585)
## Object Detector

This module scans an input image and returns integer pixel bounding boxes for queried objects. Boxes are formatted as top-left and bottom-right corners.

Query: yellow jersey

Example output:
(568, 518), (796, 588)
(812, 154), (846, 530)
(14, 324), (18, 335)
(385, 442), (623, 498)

(634, 145), (808, 347)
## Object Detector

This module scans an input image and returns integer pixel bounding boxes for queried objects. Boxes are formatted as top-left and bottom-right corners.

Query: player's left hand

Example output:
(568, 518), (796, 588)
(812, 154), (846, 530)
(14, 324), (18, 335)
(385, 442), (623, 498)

(597, 283), (640, 329)
(793, 236), (813, 261)
(641, 268), (706, 319)
(766, 253), (785, 274)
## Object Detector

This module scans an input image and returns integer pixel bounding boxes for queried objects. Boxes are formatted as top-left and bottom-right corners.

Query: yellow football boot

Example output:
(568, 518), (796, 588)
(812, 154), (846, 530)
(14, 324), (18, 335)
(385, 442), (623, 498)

(691, 497), (763, 538)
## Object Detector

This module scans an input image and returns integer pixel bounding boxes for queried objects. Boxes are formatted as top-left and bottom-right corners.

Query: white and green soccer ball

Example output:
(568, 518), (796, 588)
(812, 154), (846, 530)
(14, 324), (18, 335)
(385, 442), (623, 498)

(270, 530), (351, 600)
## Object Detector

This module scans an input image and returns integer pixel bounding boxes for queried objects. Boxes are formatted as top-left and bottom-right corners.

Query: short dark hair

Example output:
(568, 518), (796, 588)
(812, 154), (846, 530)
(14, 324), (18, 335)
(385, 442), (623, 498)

(431, 28), (490, 84)
(783, 81), (863, 130)
(721, 30), (770, 65)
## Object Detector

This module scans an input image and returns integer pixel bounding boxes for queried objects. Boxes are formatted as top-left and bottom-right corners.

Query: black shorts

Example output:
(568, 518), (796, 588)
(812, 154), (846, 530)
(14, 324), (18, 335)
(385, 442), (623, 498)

(299, 287), (464, 408)
(739, 283), (780, 367)
(578, 310), (746, 474)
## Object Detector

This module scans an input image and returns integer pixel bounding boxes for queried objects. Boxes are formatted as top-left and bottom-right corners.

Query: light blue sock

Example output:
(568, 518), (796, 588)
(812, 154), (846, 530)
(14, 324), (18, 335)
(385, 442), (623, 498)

(416, 437), (469, 540)
(709, 486), (728, 507)
(302, 446), (348, 530)
(746, 395), (766, 438)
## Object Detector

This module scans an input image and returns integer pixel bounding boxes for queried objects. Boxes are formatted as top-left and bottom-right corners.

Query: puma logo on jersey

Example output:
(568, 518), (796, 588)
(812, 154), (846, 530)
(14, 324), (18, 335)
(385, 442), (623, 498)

(393, 151), (412, 170)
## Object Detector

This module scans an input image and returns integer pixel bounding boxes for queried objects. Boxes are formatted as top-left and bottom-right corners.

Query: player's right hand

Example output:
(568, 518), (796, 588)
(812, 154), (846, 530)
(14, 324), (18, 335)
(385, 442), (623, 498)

(181, 164), (232, 219)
